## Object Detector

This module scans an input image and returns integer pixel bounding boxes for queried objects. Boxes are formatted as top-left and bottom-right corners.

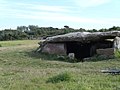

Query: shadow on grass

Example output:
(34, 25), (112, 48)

(25, 50), (80, 63)
(84, 55), (115, 62)
(26, 50), (67, 62)
(25, 50), (116, 63)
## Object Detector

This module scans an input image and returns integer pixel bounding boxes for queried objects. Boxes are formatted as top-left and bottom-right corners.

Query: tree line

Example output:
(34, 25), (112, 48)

(0, 25), (120, 41)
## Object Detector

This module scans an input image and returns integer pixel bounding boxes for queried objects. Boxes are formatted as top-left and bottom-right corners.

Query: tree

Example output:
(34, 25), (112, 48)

(17, 26), (28, 32)
(28, 25), (38, 31)
(64, 25), (69, 29)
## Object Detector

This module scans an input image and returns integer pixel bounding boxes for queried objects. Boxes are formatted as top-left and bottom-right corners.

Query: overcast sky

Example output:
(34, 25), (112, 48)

(0, 0), (120, 30)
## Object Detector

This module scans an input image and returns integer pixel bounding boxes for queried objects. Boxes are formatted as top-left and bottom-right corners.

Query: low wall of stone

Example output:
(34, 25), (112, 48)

(41, 43), (66, 55)
(96, 48), (114, 56)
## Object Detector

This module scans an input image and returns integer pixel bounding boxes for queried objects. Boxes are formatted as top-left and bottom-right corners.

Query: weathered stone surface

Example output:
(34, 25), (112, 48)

(96, 48), (114, 56)
(68, 53), (75, 60)
(113, 36), (120, 51)
(45, 31), (120, 43)
(38, 31), (120, 60)
(101, 69), (120, 74)
(41, 43), (66, 55)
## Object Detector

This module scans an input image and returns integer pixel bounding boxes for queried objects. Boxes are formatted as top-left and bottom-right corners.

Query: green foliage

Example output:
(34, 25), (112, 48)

(84, 55), (114, 62)
(47, 72), (72, 83)
(114, 50), (120, 58)
(1, 25), (120, 41)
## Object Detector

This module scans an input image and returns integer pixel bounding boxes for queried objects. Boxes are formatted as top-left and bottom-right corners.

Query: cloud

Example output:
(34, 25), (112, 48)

(0, 0), (119, 26)
(0, 0), (71, 13)
(73, 0), (111, 7)
(0, 1), (72, 19)
(7, 10), (119, 26)
(0, 0), (119, 29)
(0, 0), (6, 3)
(27, 5), (71, 12)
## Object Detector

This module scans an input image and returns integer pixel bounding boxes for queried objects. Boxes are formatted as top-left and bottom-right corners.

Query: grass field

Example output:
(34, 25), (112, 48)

(0, 40), (39, 47)
(0, 40), (120, 90)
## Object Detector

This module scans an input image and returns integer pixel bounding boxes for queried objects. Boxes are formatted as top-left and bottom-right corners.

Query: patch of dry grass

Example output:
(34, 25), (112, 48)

(0, 40), (120, 90)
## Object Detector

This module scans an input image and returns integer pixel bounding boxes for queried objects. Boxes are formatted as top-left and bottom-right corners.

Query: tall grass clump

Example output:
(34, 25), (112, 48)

(114, 50), (120, 58)
(47, 72), (72, 83)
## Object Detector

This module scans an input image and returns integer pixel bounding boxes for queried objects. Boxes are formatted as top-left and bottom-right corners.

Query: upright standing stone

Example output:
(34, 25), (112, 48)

(41, 43), (66, 55)
(113, 37), (120, 52)
(68, 53), (75, 60)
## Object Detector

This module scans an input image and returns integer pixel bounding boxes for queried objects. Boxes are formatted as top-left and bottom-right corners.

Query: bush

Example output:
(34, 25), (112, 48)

(84, 54), (114, 62)
(114, 50), (120, 58)
(47, 72), (72, 83)
(0, 44), (2, 47)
